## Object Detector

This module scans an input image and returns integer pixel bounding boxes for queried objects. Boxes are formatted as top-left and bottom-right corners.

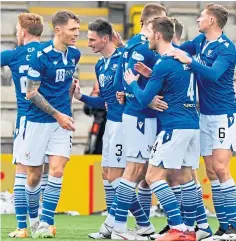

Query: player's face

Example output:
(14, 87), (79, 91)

(147, 23), (156, 50)
(87, 30), (107, 53)
(16, 22), (24, 46)
(57, 19), (80, 46)
(197, 9), (212, 33)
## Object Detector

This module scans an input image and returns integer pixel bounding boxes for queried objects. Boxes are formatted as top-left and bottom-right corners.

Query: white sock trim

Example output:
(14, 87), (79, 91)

(25, 182), (41, 192)
(210, 179), (220, 186)
(48, 175), (63, 184)
(111, 178), (121, 190)
(120, 178), (137, 188)
(220, 178), (235, 188)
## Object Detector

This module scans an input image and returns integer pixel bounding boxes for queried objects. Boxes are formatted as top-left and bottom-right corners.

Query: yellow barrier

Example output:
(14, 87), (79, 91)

(129, 5), (143, 36)
(1, 154), (236, 215)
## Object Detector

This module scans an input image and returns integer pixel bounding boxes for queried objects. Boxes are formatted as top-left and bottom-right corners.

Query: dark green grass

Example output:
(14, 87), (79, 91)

(1, 215), (219, 241)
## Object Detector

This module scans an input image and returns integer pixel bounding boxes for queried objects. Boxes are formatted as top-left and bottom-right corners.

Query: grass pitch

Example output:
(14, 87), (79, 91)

(1, 215), (219, 240)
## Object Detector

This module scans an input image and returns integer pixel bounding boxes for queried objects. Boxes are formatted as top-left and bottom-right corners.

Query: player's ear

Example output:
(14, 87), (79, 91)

(103, 35), (109, 44)
(209, 16), (214, 26)
(54, 26), (61, 35)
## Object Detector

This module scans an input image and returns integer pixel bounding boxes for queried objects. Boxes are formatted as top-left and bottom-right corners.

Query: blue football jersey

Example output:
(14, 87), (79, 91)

(27, 40), (81, 123)
(129, 56), (199, 130)
(1, 42), (41, 118)
(181, 33), (236, 115)
(114, 34), (157, 118)
(80, 48), (124, 122)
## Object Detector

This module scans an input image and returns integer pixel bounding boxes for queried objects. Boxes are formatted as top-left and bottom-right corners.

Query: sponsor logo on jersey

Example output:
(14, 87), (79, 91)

(132, 51), (144, 61)
(98, 73), (114, 87)
(224, 42), (229, 48)
(53, 61), (58, 65)
(138, 121), (144, 129)
(28, 67), (40, 78)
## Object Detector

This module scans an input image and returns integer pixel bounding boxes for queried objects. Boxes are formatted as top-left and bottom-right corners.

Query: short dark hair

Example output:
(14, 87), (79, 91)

(88, 18), (113, 40)
(52, 10), (80, 28)
(141, 3), (167, 27)
(171, 18), (183, 39)
(149, 17), (174, 42)
(18, 13), (44, 37)
(206, 3), (228, 29)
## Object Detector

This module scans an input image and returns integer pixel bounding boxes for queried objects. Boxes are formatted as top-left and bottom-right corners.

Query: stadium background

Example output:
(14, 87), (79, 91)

(1, 1), (236, 216)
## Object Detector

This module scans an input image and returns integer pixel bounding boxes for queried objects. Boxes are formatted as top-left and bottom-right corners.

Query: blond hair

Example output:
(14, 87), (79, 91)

(206, 3), (228, 28)
(18, 12), (44, 36)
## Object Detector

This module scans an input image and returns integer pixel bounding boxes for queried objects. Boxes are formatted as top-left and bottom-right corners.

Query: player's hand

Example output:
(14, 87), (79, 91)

(54, 112), (76, 131)
(112, 30), (124, 47)
(73, 83), (82, 100)
(168, 49), (192, 64)
(70, 79), (78, 98)
(134, 62), (152, 78)
(116, 91), (125, 104)
(124, 68), (140, 85)
(148, 95), (168, 112)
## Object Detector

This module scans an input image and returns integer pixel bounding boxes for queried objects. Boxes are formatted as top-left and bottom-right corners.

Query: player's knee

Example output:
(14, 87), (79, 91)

(27, 173), (41, 187)
(205, 166), (218, 180)
(102, 167), (109, 180)
(213, 164), (230, 180)
(139, 179), (149, 188)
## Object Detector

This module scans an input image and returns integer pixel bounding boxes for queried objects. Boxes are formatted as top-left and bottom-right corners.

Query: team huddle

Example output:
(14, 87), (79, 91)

(1, 2), (236, 241)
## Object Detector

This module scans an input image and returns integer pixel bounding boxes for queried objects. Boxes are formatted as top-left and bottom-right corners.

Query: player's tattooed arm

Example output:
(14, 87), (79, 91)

(26, 79), (59, 117)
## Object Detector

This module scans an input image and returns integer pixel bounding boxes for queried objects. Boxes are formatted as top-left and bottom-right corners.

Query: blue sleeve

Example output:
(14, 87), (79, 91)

(127, 44), (152, 75)
(180, 40), (197, 56)
(129, 62), (167, 107)
(189, 45), (236, 82)
(80, 94), (105, 109)
(0, 49), (15, 67)
(27, 50), (43, 82)
(113, 54), (124, 91)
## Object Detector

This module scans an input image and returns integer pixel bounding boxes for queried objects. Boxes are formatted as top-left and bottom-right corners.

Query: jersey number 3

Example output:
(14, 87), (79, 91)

(19, 65), (29, 94)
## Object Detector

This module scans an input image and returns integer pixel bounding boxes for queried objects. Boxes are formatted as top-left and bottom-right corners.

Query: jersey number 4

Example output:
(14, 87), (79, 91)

(187, 73), (195, 101)
(19, 65), (29, 94)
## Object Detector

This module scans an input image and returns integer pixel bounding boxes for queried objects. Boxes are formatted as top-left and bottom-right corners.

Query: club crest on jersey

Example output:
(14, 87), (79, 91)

(71, 58), (75, 65)
(111, 64), (118, 71)
(53, 61), (58, 65)
(207, 50), (213, 57)
(132, 51), (144, 61)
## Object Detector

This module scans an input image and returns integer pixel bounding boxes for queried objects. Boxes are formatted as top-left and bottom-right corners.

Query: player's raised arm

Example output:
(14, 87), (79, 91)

(74, 82), (106, 109)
